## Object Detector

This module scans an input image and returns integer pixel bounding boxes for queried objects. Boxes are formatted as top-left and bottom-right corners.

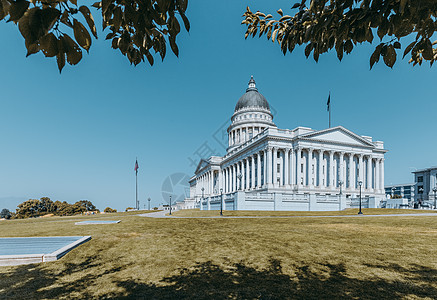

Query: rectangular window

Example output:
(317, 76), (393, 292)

(277, 152), (280, 158)
(418, 176), (423, 183)
(277, 164), (281, 173)
(312, 165), (314, 174)
(301, 177), (304, 184)
(312, 178), (314, 185)
(323, 166), (325, 174)
(301, 164), (304, 172)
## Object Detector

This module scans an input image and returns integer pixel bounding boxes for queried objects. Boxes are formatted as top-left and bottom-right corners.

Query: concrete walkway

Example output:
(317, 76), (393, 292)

(138, 211), (437, 219)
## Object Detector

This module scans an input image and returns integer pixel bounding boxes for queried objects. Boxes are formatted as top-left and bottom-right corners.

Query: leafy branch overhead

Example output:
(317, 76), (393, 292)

(0, 0), (189, 72)
(242, 0), (437, 68)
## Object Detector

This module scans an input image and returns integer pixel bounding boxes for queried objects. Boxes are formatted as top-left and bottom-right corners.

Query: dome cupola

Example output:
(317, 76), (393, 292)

(234, 76), (270, 112)
(227, 76), (276, 151)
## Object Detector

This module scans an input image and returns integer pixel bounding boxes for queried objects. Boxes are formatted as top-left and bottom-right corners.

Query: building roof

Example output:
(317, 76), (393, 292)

(412, 166), (437, 173)
(234, 76), (270, 112)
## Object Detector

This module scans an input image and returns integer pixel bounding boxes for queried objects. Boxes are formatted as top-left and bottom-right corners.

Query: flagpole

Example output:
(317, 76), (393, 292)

(136, 170), (138, 210)
(135, 158), (138, 210)
(328, 92), (331, 128)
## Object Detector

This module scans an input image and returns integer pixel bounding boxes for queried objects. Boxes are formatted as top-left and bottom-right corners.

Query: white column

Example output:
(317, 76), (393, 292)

(219, 170), (223, 193)
(380, 158), (385, 193)
(349, 154), (354, 190)
(267, 147), (273, 186)
(290, 149), (295, 186)
(246, 158), (250, 189)
(284, 148), (290, 187)
(224, 168), (228, 193)
(328, 151), (334, 188)
(273, 147), (277, 187)
(358, 155), (363, 185)
(308, 148), (314, 188)
(318, 150), (323, 188)
(297, 147), (302, 187)
(240, 160), (245, 190)
(263, 150), (267, 186)
(257, 153), (261, 188)
(339, 152), (344, 186)
(375, 159), (380, 191)
(236, 162), (240, 190)
(251, 155), (255, 189)
(367, 155), (372, 190)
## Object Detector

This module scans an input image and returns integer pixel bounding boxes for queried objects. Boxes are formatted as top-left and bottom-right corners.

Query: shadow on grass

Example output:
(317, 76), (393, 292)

(1, 259), (436, 299)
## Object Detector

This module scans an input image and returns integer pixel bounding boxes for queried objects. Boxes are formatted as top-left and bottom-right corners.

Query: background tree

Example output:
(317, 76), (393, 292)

(74, 200), (97, 212)
(104, 207), (117, 213)
(15, 199), (41, 218)
(0, 208), (12, 219)
(242, 1), (437, 68)
(0, 0), (189, 72)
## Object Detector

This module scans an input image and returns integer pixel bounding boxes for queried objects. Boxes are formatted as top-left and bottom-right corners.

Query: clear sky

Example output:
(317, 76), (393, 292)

(1, 1), (436, 211)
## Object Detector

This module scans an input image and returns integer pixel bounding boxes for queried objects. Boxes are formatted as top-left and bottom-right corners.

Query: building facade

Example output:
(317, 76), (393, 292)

(384, 183), (415, 202)
(413, 167), (437, 205)
(183, 77), (387, 211)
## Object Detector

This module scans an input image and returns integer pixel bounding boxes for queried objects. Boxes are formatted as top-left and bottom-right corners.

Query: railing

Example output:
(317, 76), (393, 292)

(245, 194), (274, 201)
(316, 195), (340, 203)
(282, 194), (309, 202)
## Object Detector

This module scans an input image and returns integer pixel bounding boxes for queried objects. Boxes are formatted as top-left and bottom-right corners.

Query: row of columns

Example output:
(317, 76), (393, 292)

(198, 146), (385, 196)
(228, 126), (266, 147)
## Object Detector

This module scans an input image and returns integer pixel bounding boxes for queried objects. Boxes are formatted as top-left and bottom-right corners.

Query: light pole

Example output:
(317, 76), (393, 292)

(169, 195), (172, 215)
(338, 180), (343, 195)
(220, 188), (223, 216)
(433, 187), (437, 209)
(358, 180), (363, 215)
(148, 197), (151, 210)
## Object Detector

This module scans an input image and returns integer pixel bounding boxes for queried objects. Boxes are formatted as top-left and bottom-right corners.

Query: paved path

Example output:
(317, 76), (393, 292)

(138, 211), (437, 219)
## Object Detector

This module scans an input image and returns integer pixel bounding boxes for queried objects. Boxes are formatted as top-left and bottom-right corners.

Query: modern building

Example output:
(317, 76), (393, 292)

(413, 167), (437, 205)
(183, 77), (387, 211)
(384, 183), (415, 201)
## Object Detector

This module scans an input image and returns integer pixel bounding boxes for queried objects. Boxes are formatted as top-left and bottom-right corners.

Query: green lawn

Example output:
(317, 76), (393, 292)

(1, 210), (436, 299)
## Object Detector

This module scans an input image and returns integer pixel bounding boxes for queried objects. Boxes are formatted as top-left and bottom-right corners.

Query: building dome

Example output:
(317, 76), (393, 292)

(235, 76), (270, 112)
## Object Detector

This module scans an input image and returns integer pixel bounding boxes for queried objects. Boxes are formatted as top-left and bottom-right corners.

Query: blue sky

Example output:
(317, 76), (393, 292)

(0, 1), (436, 211)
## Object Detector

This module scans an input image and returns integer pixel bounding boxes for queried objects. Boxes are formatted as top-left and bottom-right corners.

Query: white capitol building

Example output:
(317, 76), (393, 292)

(181, 77), (387, 211)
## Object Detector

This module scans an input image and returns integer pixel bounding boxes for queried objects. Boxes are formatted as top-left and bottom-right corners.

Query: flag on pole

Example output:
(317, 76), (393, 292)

(327, 93), (331, 112)
(134, 159), (139, 174)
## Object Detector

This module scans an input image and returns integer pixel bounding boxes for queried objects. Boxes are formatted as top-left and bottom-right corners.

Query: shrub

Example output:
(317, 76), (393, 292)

(0, 208), (11, 219)
(104, 207), (117, 213)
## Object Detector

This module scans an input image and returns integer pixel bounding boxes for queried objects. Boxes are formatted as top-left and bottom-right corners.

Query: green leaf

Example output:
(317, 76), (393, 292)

(79, 6), (97, 39)
(169, 35), (178, 57)
(8, 0), (29, 22)
(383, 45), (396, 68)
(56, 37), (66, 73)
(180, 12), (190, 32)
(63, 34), (82, 65)
(40, 32), (58, 57)
(403, 41), (415, 58)
(73, 19), (92, 52)
(370, 44), (382, 69)
(40, 7), (60, 32)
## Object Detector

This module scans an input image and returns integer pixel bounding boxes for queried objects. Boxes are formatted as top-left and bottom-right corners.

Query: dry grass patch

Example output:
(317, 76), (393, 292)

(0, 212), (436, 299)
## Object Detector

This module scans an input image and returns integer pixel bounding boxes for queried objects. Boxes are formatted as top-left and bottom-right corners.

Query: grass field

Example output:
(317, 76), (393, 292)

(1, 209), (437, 299)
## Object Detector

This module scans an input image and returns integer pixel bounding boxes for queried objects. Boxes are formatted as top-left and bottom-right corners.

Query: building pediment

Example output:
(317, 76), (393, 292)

(195, 159), (210, 174)
(300, 126), (375, 148)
